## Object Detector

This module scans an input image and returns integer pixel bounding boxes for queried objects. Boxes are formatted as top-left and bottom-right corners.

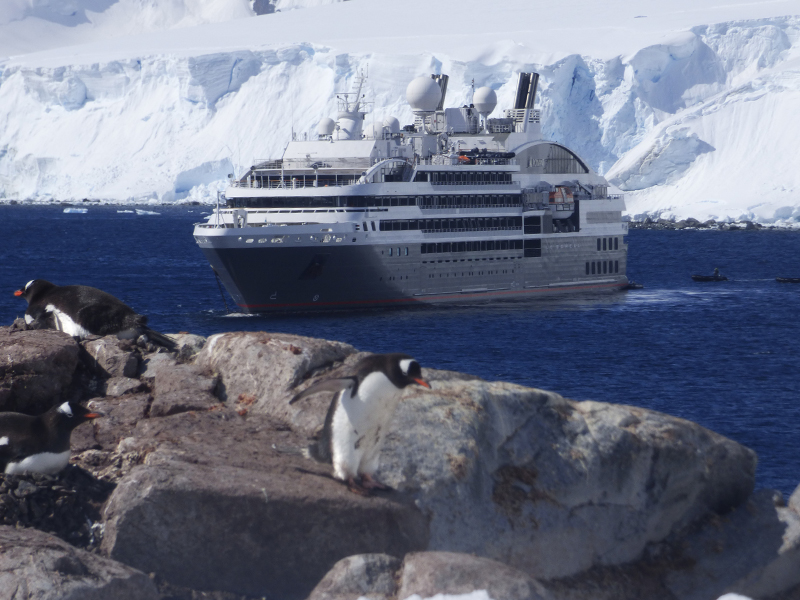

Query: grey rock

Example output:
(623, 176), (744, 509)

(100, 410), (428, 598)
(82, 336), (138, 378)
(374, 381), (756, 579)
(0, 525), (158, 600)
(75, 393), (150, 453)
(307, 553), (402, 600)
(102, 377), (147, 397)
(149, 363), (218, 417)
(665, 487), (800, 600)
(0, 327), (79, 413)
(397, 551), (552, 600)
(194, 331), (358, 432)
(168, 333), (206, 361)
(138, 352), (178, 380)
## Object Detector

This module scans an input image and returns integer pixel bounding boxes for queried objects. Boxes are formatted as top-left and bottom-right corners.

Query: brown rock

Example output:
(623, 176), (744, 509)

(307, 553), (402, 600)
(397, 552), (552, 600)
(150, 363), (218, 417)
(193, 331), (358, 433)
(100, 410), (428, 599)
(0, 525), (157, 600)
(102, 377), (147, 397)
(82, 336), (139, 378)
(0, 327), (79, 413)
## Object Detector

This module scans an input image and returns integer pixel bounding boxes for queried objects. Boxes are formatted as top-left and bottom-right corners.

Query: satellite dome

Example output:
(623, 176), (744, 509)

(317, 117), (336, 136)
(366, 122), (385, 139)
(473, 87), (497, 115)
(406, 76), (442, 112)
(383, 116), (400, 133)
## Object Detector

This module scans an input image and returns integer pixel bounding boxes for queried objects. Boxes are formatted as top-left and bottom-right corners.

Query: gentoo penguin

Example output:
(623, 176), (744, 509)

(0, 401), (101, 475)
(291, 353), (430, 495)
(14, 279), (176, 349)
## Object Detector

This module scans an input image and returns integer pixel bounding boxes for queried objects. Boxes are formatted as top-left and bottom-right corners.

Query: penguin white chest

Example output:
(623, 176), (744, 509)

(46, 305), (91, 338)
(330, 371), (401, 480)
(5, 450), (71, 475)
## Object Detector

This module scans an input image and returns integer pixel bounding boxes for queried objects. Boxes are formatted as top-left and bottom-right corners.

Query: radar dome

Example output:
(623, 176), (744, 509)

(366, 122), (385, 139)
(406, 76), (442, 113)
(317, 117), (336, 136)
(383, 116), (400, 133)
(473, 87), (497, 115)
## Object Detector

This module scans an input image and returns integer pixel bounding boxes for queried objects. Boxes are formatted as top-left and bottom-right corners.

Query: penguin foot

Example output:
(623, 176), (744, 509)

(360, 473), (392, 491)
(346, 477), (372, 496)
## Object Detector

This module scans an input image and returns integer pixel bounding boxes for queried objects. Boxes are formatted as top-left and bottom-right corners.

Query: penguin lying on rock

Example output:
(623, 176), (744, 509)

(291, 353), (430, 495)
(14, 279), (176, 350)
(0, 401), (101, 475)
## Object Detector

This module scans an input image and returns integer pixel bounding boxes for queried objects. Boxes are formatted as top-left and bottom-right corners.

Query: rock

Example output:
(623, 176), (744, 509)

(70, 393), (150, 454)
(138, 352), (178, 381)
(397, 551), (551, 600)
(102, 377), (147, 397)
(0, 525), (158, 600)
(169, 333), (207, 361)
(307, 553), (402, 600)
(665, 487), (800, 600)
(82, 336), (139, 379)
(149, 363), (218, 417)
(194, 331), (358, 432)
(0, 327), (79, 413)
(0, 468), (115, 551)
(374, 381), (756, 579)
(100, 410), (428, 598)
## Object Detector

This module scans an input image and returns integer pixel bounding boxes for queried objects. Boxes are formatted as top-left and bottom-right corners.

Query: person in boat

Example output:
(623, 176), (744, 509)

(714, 267), (721, 277)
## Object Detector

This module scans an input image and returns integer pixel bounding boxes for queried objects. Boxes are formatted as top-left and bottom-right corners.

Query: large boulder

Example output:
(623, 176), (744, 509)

(0, 525), (158, 600)
(397, 551), (552, 600)
(0, 327), (79, 413)
(373, 376), (757, 579)
(194, 331), (358, 432)
(665, 486), (800, 600)
(100, 410), (429, 599)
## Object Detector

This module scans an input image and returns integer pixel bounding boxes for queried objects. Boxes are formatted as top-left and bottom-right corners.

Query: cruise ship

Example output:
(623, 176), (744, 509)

(193, 72), (628, 313)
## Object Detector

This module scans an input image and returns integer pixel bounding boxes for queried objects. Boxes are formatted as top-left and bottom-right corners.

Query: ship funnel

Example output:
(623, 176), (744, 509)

(431, 74), (449, 111)
(514, 72), (539, 110)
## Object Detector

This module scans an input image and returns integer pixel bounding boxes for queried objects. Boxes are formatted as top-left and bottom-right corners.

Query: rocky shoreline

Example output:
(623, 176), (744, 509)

(1, 323), (799, 600)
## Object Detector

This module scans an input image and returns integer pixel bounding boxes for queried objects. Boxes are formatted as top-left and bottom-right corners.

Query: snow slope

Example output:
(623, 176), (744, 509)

(1, 0), (799, 223)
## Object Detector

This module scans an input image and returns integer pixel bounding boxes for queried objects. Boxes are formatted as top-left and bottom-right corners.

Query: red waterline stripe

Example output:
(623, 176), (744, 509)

(238, 281), (625, 309)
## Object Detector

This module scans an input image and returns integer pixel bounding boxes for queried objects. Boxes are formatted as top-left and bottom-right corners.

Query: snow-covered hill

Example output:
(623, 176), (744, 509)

(1, 0), (799, 224)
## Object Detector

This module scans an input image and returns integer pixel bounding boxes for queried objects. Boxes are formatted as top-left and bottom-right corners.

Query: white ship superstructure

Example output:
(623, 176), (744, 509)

(193, 72), (628, 312)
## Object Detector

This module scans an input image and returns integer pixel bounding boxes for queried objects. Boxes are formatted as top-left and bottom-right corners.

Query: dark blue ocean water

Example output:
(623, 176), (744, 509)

(1, 205), (798, 496)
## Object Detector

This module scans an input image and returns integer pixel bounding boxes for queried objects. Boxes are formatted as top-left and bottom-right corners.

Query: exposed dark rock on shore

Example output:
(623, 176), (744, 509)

(628, 217), (764, 231)
(1, 325), (798, 600)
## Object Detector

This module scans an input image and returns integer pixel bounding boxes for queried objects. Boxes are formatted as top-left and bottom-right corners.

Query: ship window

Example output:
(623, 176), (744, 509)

(603, 238), (607, 251)
(591, 262), (596, 274)
(603, 261), (607, 274)
(586, 262), (590, 275)
(597, 239), (601, 251)
(614, 237), (619, 250)
(405, 247), (409, 256)
(615, 260), (619, 273)
(371, 222), (376, 231)
(363, 222), (368, 231)
(389, 247), (393, 256)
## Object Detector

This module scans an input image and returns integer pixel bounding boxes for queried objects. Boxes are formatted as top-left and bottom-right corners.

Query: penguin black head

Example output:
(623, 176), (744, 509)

(48, 401), (103, 430)
(14, 279), (55, 303)
(389, 354), (430, 390)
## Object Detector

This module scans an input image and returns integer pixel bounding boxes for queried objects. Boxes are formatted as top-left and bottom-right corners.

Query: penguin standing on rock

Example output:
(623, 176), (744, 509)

(291, 353), (430, 495)
(0, 401), (101, 475)
(14, 279), (176, 350)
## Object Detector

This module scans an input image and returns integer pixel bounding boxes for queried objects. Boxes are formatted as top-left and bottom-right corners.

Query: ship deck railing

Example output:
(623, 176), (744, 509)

(416, 156), (517, 167)
(230, 177), (361, 190)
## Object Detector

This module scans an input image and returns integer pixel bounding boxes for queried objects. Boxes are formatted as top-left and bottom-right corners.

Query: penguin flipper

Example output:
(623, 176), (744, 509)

(290, 377), (357, 404)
